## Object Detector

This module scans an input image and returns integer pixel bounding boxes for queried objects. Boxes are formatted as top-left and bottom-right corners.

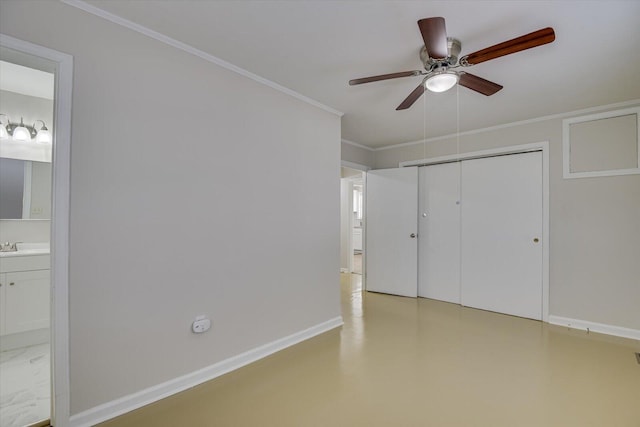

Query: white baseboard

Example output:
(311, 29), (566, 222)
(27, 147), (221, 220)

(548, 315), (640, 341)
(69, 316), (343, 427)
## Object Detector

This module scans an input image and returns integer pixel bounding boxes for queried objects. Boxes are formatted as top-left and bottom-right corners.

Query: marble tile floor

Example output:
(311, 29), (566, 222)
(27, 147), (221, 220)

(0, 343), (50, 427)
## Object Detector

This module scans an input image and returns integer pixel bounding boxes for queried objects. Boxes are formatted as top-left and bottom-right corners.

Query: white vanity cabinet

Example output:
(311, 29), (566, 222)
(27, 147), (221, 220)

(0, 254), (50, 336)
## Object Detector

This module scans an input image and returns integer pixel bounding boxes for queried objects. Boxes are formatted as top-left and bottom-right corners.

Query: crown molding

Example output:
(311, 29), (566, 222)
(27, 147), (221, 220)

(341, 139), (375, 151)
(341, 160), (370, 171)
(374, 98), (640, 151)
(59, 0), (343, 117)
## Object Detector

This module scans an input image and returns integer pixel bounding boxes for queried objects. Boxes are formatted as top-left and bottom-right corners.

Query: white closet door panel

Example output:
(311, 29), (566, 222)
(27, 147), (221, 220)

(366, 167), (418, 297)
(418, 163), (461, 303)
(461, 152), (543, 320)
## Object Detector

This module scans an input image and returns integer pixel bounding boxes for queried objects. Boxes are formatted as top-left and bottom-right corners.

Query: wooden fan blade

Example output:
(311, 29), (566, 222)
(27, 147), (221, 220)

(396, 83), (426, 110)
(458, 73), (503, 96)
(349, 71), (421, 86)
(460, 27), (555, 66)
(418, 17), (448, 59)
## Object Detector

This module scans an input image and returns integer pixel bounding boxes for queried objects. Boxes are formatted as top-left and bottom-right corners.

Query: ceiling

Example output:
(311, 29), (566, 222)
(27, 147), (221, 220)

(86, 0), (640, 149)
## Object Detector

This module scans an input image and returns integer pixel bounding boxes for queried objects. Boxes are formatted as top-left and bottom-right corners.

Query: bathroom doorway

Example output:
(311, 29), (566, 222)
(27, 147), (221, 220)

(0, 35), (73, 427)
(0, 49), (55, 427)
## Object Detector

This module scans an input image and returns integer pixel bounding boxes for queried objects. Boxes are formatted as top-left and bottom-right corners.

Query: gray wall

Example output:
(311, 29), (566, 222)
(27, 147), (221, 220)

(1, 0), (342, 415)
(375, 107), (640, 331)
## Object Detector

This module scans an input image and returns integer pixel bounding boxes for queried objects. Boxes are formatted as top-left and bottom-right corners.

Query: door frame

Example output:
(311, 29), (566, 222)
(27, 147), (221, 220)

(400, 141), (550, 321)
(1, 34), (73, 426)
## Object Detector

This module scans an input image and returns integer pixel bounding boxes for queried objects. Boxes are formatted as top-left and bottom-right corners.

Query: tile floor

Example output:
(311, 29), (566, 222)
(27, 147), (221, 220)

(99, 273), (640, 426)
(0, 343), (50, 427)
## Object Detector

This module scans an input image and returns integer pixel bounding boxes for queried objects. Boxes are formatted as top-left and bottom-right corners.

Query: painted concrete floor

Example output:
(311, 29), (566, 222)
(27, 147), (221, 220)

(100, 274), (640, 426)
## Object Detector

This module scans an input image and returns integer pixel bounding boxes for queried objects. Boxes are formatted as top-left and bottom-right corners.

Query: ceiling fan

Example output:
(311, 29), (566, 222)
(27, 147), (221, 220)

(349, 17), (555, 110)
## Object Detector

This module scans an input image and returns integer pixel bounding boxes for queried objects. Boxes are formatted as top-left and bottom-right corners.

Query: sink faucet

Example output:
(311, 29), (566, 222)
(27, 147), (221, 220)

(0, 242), (20, 252)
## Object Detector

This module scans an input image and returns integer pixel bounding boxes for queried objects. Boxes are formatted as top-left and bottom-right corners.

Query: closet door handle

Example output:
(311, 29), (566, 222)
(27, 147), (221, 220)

(410, 233), (416, 238)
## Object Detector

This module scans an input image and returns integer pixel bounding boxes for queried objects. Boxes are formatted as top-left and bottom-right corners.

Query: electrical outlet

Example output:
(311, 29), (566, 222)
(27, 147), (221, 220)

(192, 316), (211, 334)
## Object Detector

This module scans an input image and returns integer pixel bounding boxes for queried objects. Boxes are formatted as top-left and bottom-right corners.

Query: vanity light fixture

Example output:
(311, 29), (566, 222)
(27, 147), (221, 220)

(0, 114), (52, 144)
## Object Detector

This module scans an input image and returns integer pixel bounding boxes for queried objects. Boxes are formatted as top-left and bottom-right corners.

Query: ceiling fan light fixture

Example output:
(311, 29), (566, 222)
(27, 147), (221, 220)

(425, 72), (458, 93)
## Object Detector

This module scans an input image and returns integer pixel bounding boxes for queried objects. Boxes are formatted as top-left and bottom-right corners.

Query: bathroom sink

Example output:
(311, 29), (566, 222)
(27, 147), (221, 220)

(0, 242), (50, 257)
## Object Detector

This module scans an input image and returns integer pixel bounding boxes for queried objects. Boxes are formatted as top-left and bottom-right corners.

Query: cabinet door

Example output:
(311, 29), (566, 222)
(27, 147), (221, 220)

(4, 269), (50, 334)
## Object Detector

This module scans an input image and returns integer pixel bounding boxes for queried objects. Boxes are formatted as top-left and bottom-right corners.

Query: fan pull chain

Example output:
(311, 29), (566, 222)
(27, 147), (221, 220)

(423, 85), (427, 161)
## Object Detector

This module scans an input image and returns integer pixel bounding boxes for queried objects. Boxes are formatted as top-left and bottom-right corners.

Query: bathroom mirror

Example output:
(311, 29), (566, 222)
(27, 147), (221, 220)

(0, 157), (51, 219)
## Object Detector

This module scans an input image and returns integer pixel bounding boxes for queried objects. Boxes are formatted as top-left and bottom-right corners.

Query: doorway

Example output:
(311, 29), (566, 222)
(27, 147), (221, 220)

(0, 34), (73, 427)
(0, 49), (55, 427)
(340, 166), (366, 276)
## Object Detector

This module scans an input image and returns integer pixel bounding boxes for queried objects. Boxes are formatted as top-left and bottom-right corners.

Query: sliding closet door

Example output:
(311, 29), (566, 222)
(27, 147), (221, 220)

(418, 162), (461, 303)
(461, 152), (543, 320)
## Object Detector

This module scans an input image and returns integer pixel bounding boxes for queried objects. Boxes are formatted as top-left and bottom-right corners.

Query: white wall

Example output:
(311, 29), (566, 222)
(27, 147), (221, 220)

(374, 105), (640, 331)
(1, 0), (342, 416)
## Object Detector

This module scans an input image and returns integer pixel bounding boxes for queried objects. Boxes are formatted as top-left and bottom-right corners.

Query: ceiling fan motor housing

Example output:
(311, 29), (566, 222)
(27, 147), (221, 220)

(421, 37), (462, 70)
